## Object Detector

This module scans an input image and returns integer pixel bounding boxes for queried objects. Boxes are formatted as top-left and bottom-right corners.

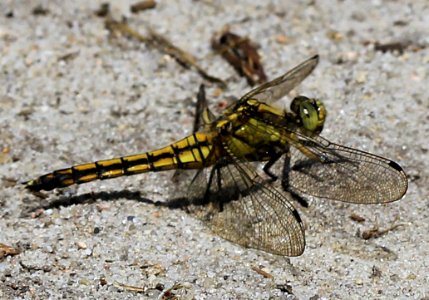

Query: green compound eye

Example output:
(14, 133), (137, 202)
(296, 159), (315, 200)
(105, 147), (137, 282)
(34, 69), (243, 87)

(291, 96), (326, 133)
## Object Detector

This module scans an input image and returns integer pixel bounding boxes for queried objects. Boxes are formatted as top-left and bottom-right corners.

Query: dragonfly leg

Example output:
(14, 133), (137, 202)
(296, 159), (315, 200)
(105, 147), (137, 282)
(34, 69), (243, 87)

(202, 159), (231, 212)
(282, 151), (309, 208)
(262, 152), (283, 181)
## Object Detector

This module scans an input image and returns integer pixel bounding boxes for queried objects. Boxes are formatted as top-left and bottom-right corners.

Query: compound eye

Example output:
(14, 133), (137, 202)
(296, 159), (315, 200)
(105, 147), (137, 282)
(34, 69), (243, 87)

(300, 102), (319, 131)
(291, 96), (326, 133)
(291, 96), (308, 115)
(302, 107), (310, 118)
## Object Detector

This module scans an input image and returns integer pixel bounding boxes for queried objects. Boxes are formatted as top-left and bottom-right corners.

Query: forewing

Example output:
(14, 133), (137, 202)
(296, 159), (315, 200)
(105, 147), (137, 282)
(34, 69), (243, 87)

(209, 112), (407, 204)
(288, 136), (408, 204)
(187, 159), (305, 256)
(239, 55), (319, 104)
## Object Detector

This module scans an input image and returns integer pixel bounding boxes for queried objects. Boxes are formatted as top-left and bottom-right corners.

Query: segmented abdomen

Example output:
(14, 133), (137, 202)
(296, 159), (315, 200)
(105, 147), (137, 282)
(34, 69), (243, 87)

(25, 133), (216, 191)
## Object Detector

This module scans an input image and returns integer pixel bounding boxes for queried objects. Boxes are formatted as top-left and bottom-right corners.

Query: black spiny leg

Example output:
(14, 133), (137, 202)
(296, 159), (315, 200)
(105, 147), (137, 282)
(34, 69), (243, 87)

(282, 151), (309, 208)
(262, 152), (283, 181)
(203, 159), (229, 212)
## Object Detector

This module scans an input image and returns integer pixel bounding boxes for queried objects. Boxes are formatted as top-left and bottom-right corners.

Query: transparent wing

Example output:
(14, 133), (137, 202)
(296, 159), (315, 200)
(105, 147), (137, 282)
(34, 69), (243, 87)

(238, 55), (319, 104)
(288, 135), (408, 204)
(219, 114), (408, 204)
(187, 157), (305, 256)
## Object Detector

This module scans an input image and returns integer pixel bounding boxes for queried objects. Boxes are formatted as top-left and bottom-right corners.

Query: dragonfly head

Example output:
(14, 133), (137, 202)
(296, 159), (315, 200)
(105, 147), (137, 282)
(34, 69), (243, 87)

(291, 96), (326, 134)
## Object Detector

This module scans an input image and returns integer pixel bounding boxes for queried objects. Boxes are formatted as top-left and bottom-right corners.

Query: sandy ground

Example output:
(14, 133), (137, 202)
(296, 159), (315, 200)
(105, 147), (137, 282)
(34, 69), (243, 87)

(0, 0), (428, 299)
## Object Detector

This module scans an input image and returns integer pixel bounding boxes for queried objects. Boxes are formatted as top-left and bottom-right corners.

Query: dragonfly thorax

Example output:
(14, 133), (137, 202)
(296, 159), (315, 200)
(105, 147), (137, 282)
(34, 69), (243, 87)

(290, 96), (326, 134)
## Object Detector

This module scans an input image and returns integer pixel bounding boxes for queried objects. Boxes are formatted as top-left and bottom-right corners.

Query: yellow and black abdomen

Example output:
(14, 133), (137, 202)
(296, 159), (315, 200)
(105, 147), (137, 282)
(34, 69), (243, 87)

(25, 133), (216, 191)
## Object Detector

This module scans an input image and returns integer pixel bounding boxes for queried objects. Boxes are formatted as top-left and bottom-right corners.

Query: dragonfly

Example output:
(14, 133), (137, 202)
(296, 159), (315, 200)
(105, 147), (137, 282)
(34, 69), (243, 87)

(25, 55), (408, 256)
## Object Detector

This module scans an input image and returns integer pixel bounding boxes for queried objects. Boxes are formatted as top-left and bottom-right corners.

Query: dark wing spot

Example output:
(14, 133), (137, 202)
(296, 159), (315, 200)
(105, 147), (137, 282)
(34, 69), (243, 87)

(388, 160), (404, 172)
